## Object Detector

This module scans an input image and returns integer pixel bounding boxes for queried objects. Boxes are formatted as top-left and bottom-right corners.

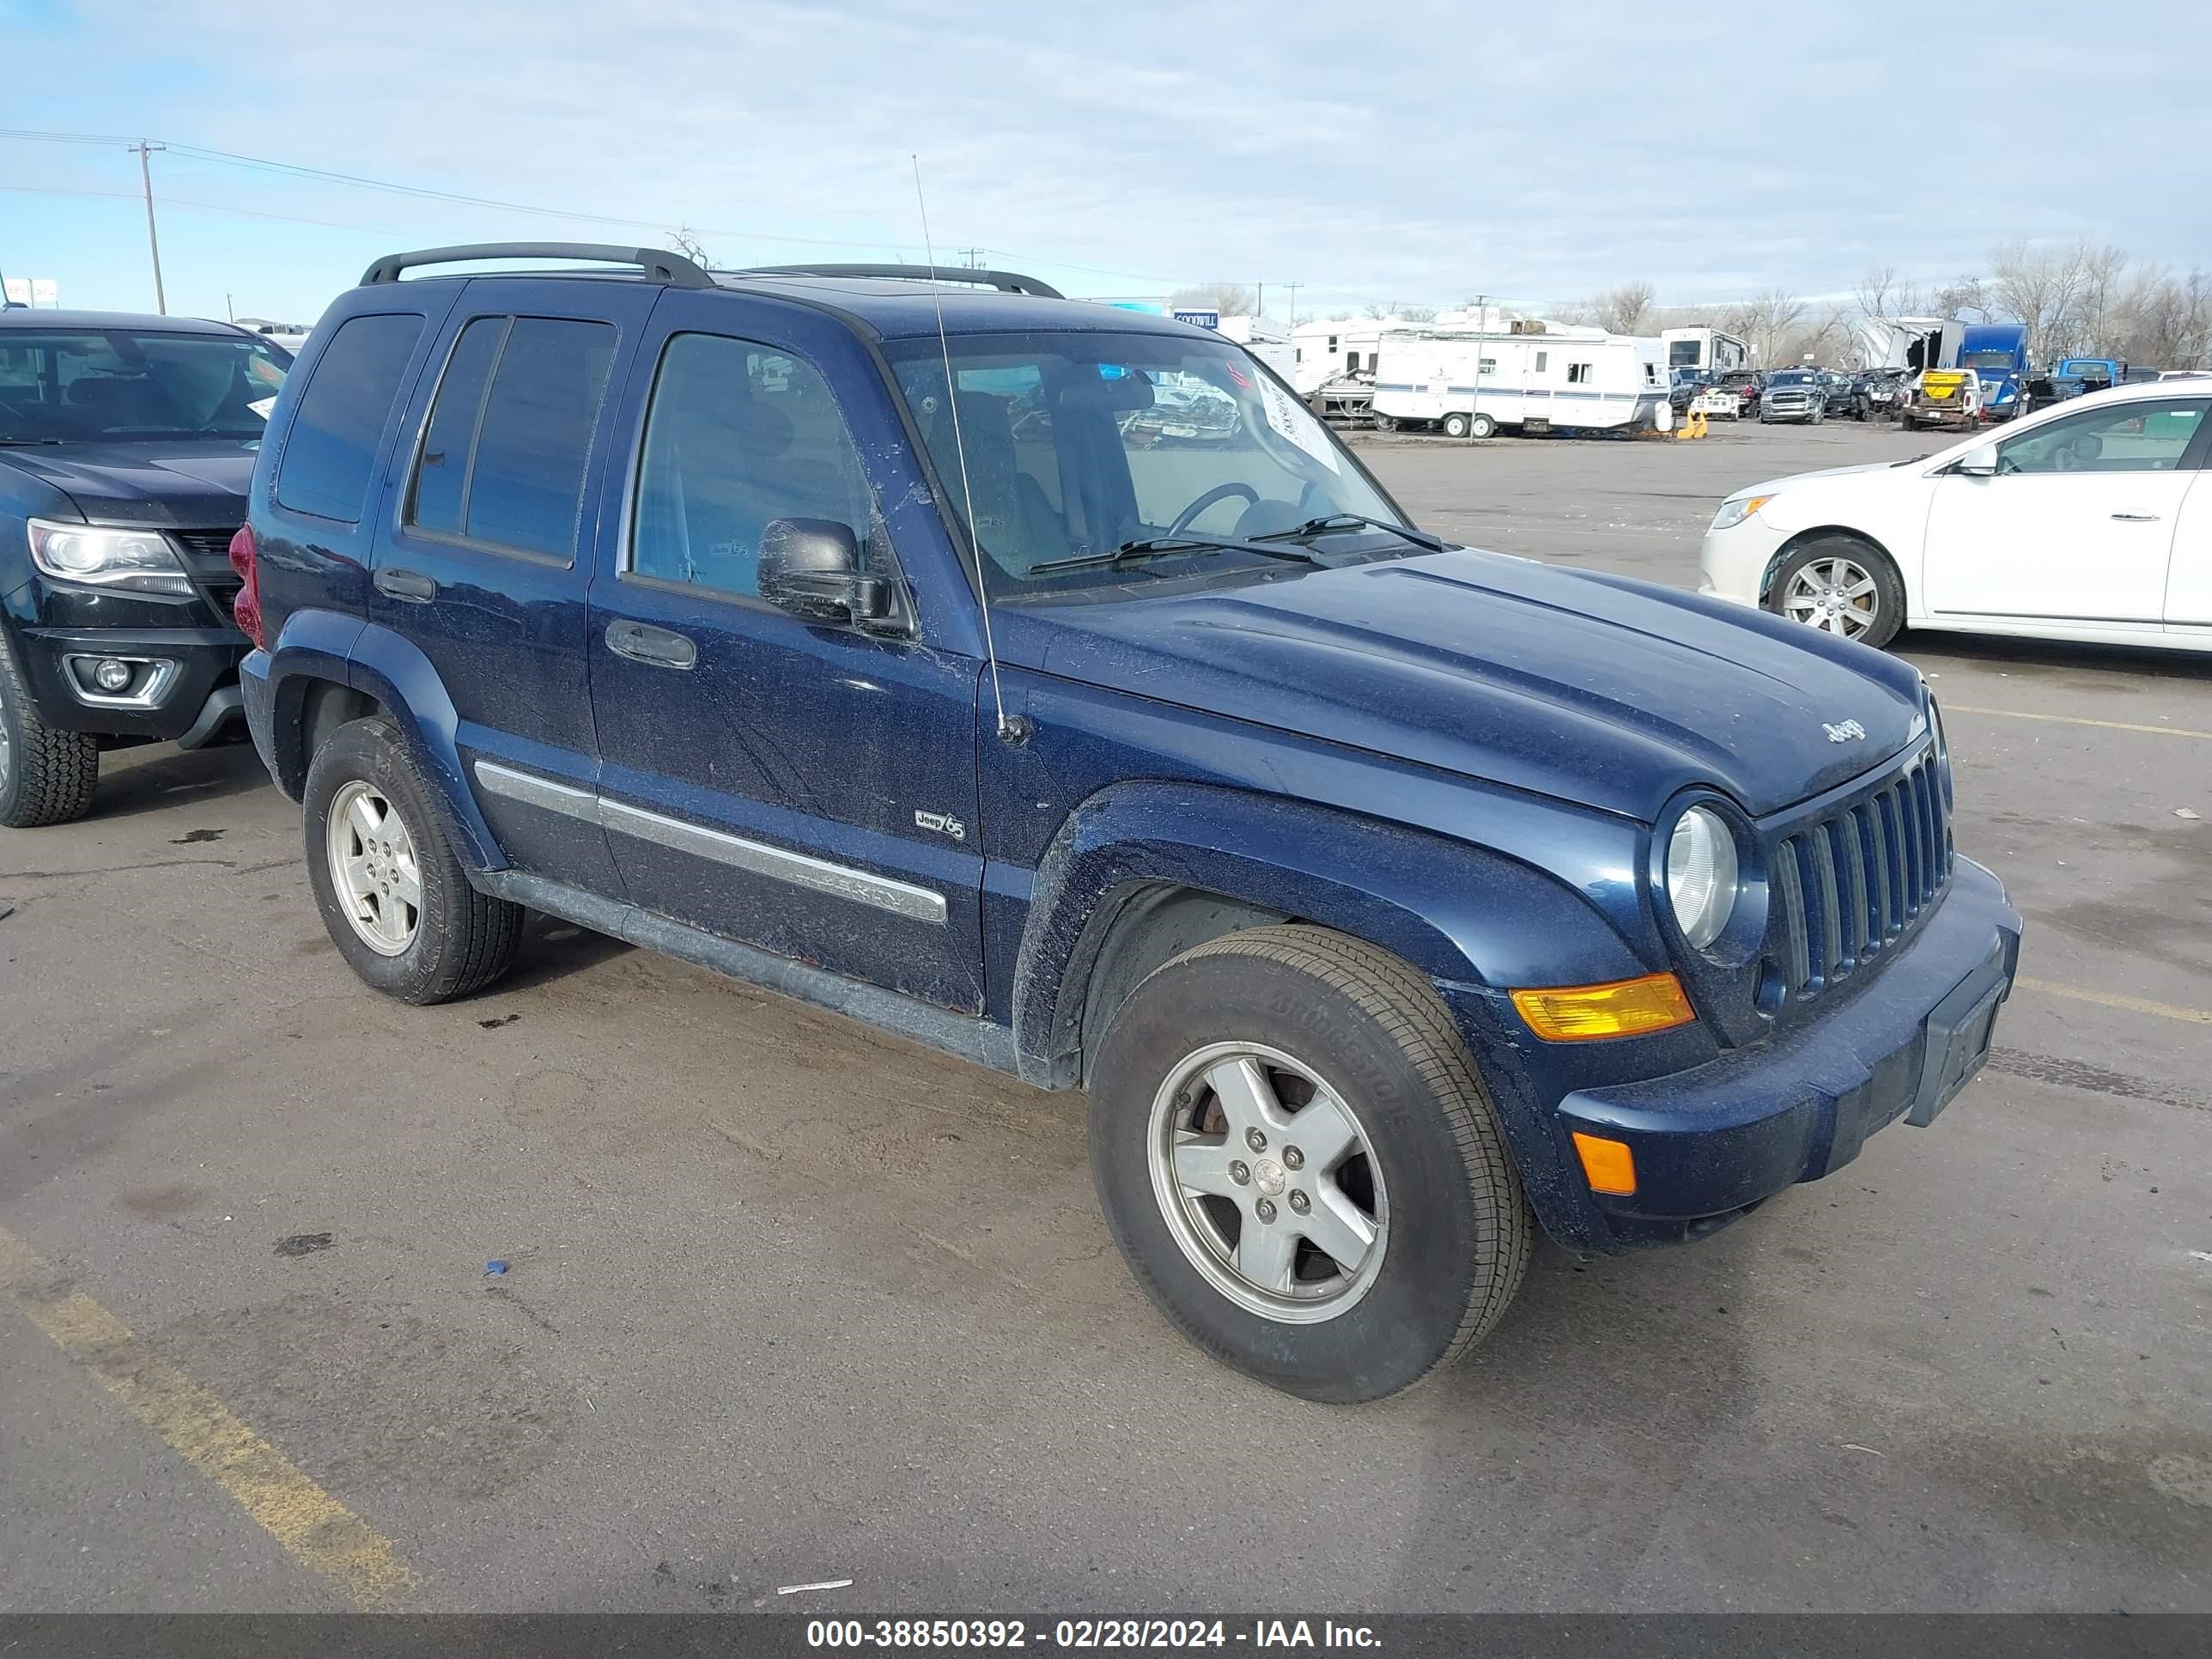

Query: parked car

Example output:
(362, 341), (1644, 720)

(0, 309), (290, 826)
(1818, 371), (1867, 420)
(1759, 368), (1828, 424)
(238, 243), (2023, 1402)
(1900, 368), (1983, 430)
(1701, 380), (2210, 653)
(1706, 368), (1765, 419)
(1668, 368), (1713, 416)
(1859, 368), (1911, 418)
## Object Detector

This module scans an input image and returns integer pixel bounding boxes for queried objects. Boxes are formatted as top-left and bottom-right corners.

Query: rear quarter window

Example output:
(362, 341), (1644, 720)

(274, 313), (426, 523)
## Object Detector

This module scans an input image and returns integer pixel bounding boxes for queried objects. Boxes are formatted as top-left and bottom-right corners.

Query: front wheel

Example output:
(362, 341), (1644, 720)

(1089, 926), (1532, 1402)
(303, 715), (524, 1003)
(1767, 536), (1905, 649)
(0, 630), (100, 829)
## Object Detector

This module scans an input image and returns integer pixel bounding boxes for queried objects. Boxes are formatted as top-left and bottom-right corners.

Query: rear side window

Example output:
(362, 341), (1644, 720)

(405, 316), (617, 561)
(276, 313), (424, 522)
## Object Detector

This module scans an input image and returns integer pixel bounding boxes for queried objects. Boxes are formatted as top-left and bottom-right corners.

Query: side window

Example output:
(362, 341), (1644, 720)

(1567, 362), (1593, 385)
(1534, 351), (1547, 373)
(408, 318), (504, 537)
(1998, 398), (2210, 476)
(275, 313), (424, 523)
(1477, 357), (1497, 376)
(629, 332), (877, 600)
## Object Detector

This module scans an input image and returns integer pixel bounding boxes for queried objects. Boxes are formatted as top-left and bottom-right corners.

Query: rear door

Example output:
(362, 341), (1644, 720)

(586, 291), (986, 1012)
(1923, 396), (2211, 624)
(2164, 470), (2212, 631)
(370, 276), (656, 890)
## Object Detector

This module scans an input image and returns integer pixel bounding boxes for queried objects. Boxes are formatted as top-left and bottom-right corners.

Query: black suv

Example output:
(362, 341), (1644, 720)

(0, 309), (289, 826)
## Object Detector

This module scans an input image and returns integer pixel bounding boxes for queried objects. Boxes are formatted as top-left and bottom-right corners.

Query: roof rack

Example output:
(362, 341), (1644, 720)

(359, 243), (714, 289)
(732, 264), (1065, 301)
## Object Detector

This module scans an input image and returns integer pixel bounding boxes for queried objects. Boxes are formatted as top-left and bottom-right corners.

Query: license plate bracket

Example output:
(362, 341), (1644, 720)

(1906, 952), (2009, 1127)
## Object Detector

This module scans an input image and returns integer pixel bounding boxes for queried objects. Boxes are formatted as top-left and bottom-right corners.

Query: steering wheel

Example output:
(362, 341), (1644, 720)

(2053, 443), (2083, 472)
(1167, 483), (1260, 538)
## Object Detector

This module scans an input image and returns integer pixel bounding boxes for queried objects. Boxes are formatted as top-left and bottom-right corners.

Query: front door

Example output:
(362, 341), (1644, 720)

(586, 300), (984, 1012)
(2166, 471), (2212, 630)
(371, 276), (659, 890)
(1923, 396), (2212, 624)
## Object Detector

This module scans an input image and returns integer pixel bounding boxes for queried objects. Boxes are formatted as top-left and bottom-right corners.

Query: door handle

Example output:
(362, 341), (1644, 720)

(2110, 513), (2161, 522)
(373, 567), (438, 603)
(605, 619), (698, 670)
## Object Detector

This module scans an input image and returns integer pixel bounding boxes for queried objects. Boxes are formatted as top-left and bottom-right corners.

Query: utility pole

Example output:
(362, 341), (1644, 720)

(957, 246), (986, 269)
(1285, 282), (1301, 330)
(130, 141), (167, 314)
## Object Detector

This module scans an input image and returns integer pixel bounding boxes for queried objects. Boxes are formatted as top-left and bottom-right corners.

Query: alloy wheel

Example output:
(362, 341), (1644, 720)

(325, 779), (422, 956)
(1783, 556), (1880, 639)
(1147, 1041), (1389, 1323)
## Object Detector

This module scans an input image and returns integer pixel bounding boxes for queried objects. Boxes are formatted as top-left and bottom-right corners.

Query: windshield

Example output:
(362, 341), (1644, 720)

(1961, 349), (2016, 370)
(886, 331), (1407, 597)
(0, 329), (289, 444)
(1769, 371), (1816, 386)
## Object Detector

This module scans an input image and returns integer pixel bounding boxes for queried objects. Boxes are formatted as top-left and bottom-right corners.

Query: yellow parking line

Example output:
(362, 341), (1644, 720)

(2015, 976), (2212, 1027)
(1946, 705), (2212, 741)
(0, 1224), (416, 1607)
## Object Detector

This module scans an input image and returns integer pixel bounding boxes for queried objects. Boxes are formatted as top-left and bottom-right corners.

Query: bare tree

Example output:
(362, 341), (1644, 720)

(1930, 275), (1990, 322)
(1854, 265), (1928, 321)
(2106, 265), (2212, 369)
(1170, 283), (1257, 318)
(668, 227), (714, 267)
(1718, 289), (1807, 365)
(1395, 305), (1438, 324)
(1985, 240), (2123, 362)
(1593, 280), (1656, 335)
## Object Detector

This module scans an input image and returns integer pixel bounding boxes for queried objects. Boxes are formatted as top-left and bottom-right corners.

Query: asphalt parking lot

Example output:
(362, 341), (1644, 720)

(3, 417), (2207, 1614)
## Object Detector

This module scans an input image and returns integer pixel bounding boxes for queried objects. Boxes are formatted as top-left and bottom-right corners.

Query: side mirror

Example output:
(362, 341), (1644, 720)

(1954, 444), (1999, 477)
(757, 519), (892, 626)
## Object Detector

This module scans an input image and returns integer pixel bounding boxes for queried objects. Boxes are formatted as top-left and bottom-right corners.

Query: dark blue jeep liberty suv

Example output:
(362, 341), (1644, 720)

(237, 245), (2021, 1401)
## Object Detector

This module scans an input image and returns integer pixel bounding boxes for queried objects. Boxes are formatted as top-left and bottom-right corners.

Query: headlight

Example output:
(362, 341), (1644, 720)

(1709, 494), (1776, 532)
(27, 519), (193, 596)
(1666, 805), (1741, 951)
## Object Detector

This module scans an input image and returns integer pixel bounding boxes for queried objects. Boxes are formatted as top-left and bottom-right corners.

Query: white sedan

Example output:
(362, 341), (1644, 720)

(1699, 381), (2212, 651)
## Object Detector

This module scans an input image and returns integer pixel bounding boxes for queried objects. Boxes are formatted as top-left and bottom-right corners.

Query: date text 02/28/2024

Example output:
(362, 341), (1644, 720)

(805, 1620), (1382, 1650)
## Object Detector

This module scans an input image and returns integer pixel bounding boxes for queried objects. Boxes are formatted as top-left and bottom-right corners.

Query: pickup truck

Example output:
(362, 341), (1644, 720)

(2038, 358), (2124, 404)
(235, 243), (2022, 1403)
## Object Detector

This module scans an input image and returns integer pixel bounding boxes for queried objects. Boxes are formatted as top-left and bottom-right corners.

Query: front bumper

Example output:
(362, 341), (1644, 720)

(1549, 857), (2020, 1248)
(7, 617), (246, 745)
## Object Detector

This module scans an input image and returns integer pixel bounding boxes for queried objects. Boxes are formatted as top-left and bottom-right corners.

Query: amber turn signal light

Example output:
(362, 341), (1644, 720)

(1510, 972), (1695, 1042)
(1571, 1132), (1638, 1196)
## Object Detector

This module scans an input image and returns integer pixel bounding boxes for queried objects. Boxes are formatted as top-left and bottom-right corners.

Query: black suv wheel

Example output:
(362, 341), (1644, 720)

(1090, 925), (1532, 1402)
(0, 630), (100, 829)
(303, 716), (523, 1002)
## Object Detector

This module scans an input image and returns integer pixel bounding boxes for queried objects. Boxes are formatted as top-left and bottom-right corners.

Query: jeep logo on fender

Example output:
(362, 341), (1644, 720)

(1823, 719), (1868, 743)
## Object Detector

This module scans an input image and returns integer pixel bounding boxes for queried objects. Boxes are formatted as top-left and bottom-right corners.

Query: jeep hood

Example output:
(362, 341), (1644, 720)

(1009, 550), (1928, 822)
(0, 439), (257, 526)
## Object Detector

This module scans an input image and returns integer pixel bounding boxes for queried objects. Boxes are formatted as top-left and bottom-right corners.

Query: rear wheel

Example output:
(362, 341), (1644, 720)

(1441, 411), (1473, 440)
(1467, 412), (1498, 440)
(303, 716), (523, 1003)
(1767, 536), (1905, 649)
(1089, 925), (1532, 1402)
(0, 631), (100, 829)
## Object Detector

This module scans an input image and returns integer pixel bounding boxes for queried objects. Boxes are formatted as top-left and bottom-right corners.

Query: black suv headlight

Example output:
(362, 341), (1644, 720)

(1666, 805), (1741, 950)
(27, 518), (194, 597)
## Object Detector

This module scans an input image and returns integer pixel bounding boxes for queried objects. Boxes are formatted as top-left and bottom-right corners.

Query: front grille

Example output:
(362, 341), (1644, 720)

(1770, 745), (1951, 1003)
(167, 526), (245, 629)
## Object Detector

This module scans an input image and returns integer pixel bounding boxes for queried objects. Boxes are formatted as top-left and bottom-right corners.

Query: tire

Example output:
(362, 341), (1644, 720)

(1467, 412), (1498, 440)
(0, 629), (100, 829)
(302, 715), (523, 1004)
(1441, 411), (1472, 440)
(1089, 925), (1533, 1403)
(1765, 535), (1905, 649)
(1812, 405), (1825, 425)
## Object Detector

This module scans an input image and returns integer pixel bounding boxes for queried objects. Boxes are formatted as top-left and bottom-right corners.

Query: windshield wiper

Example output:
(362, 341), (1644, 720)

(0, 437), (65, 447)
(1027, 534), (1328, 576)
(1252, 513), (1448, 553)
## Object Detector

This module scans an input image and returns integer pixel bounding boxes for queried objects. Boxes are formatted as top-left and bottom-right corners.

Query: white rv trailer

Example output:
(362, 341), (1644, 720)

(1216, 314), (1296, 384)
(1661, 325), (1750, 374)
(1370, 324), (1670, 437)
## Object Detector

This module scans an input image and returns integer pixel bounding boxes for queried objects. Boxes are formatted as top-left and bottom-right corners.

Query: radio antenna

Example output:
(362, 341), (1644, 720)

(912, 154), (1017, 743)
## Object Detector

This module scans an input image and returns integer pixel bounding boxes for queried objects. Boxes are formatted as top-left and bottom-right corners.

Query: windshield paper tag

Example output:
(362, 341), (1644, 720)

(1257, 379), (1340, 474)
(247, 396), (277, 421)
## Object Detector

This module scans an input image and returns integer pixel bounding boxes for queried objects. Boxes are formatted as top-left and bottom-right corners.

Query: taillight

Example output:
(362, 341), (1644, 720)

(228, 523), (265, 650)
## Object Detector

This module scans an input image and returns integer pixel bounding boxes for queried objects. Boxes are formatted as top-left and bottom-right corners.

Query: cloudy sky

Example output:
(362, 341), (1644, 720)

(5, 0), (2208, 324)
